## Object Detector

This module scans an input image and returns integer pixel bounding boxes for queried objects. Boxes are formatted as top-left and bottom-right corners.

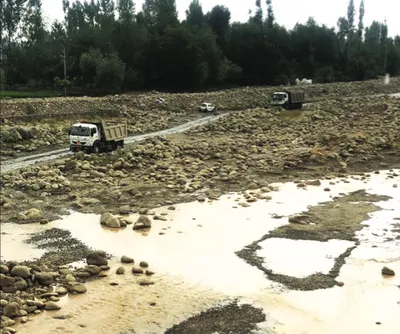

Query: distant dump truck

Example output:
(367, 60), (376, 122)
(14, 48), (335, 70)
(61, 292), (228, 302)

(271, 91), (305, 110)
(69, 120), (127, 153)
(198, 102), (217, 113)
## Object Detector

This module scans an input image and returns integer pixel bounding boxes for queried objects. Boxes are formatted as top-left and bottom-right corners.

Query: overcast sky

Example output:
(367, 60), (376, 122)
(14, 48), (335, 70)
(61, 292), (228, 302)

(42, 0), (400, 37)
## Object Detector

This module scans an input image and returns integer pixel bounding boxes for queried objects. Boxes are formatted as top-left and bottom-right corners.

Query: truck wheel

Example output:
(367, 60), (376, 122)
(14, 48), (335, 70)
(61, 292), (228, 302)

(92, 143), (100, 154)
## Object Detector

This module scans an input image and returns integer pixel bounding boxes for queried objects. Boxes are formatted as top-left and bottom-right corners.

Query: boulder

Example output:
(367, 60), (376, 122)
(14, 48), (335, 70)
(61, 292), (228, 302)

(86, 250), (108, 266)
(67, 283), (87, 294)
(84, 265), (101, 275)
(116, 267), (125, 275)
(25, 208), (42, 220)
(119, 205), (131, 214)
(3, 302), (20, 318)
(121, 255), (134, 263)
(35, 272), (54, 286)
(14, 278), (28, 290)
(133, 215), (152, 230)
(44, 301), (61, 310)
(0, 273), (15, 287)
(10, 265), (31, 278)
(382, 266), (395, 276)
(100, 212), (121, 228)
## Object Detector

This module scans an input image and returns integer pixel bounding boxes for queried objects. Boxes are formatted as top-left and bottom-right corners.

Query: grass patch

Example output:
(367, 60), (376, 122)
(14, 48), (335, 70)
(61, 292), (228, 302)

(0, 90), (61, 99)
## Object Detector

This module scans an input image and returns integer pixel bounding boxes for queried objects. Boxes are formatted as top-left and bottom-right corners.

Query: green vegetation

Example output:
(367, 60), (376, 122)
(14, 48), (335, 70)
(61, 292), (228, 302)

(0, 90), (61, 99)
(0, 0), (399, 93)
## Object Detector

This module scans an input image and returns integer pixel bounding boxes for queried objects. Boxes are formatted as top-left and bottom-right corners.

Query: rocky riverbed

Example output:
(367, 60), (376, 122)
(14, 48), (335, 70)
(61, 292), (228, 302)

(1, 77), (399, 159)
(1, 80), (400, 333)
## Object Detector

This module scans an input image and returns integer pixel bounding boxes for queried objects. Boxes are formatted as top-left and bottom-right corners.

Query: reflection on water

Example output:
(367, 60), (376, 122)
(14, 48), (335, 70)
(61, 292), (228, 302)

(257, 238), (355, 278)
(4, 169), (400, 334)
(0, 223), (53, 262)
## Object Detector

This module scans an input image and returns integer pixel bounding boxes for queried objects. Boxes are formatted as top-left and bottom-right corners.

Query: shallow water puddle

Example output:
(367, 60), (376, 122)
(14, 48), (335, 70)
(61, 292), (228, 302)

(6, 169), (400, 334)
(0, 223), (53, 262)
(256, 238), (355, 278)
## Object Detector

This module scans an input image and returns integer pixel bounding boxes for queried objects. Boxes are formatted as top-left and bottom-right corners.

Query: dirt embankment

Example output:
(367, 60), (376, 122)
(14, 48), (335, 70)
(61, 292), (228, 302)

(1, 77), (399, 159)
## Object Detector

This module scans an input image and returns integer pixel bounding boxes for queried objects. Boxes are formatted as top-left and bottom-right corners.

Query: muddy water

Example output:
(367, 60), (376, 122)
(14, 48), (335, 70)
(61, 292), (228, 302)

(7, 169), (400, 334)
(0, 223), (53, 262)
(256, 238), (355, 278)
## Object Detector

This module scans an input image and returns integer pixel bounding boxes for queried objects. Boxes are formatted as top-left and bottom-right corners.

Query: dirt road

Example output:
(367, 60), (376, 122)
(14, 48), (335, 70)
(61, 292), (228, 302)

(0, 113), (227, 173)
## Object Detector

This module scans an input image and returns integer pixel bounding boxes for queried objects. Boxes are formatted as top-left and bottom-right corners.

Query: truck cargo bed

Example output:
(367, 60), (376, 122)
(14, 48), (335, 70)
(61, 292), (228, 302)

(102, 121), (127, 141)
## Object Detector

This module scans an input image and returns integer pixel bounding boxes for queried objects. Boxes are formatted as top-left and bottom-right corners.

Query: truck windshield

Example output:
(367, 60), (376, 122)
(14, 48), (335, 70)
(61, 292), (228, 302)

(272, 94), (285, 100)
(70, 126), (90, 136)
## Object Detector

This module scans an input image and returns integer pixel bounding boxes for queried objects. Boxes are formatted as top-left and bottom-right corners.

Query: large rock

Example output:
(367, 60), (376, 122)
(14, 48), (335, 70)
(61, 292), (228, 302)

(14, 278), (28, 290)
(67, 283), (87, 294)
(100, 212), (121, 228)
(0, 273), (15, 287)
(3, 302), (20, 318)
(382, 266), (395, 276)
(44, 301), (61, 310)
(86, 251), (108, 266)
(84, 265), (101, 275)
(133, 215), (152, 230)
(121, 255), (134, 263)
(17, 127), (35, 140)
(25, 208), (42, 220)
(10, 265), (31, 278)
(35, 272), (54, 286)
(119, 205), (131, 214)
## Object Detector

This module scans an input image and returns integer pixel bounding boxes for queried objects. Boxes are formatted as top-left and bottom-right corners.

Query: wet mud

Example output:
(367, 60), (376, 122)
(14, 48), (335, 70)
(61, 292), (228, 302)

(236, 190), (392, 290)
(25, 228), (92, 267)
(163, 302), (266, 334)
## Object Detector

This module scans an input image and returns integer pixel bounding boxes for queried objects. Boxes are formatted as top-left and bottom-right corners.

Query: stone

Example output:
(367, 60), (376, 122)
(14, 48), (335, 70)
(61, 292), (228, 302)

(101, 213), (121, 228)
(3, 302), (20, 318)
(87, 251), (108, 266)
(14, 278), (28, 290)
(67, 283), (87, 294)
(119, 205), (131, 214)
(0, 265), (9, 274)
(55, 287), (68, 295)
(145, 270), (155, 276)
(139, 261), (149, 268)
(0, 273), (15, 287)
(132, 267), (144, 274)
(133, 215), (152, 230)
(382, 266), (395, 276)
(305, 179), (321, 186)
(116, 267), (125, 275)
(1, 316), (16, 327)
(84, 265), (101, 275)
(25, 208), (42, 220)
(10, 265), (31, 278)
(44, 301), (61, 310)
(121, 255), (134, 263)
(35, 272), (54, 286)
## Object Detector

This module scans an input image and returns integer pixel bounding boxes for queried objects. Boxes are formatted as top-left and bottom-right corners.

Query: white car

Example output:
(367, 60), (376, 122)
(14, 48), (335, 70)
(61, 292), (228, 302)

(199, 103), (217, 112)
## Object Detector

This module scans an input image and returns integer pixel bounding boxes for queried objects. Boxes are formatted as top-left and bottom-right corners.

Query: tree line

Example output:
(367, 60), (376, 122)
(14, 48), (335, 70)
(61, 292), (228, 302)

(0, 0), (399, 94)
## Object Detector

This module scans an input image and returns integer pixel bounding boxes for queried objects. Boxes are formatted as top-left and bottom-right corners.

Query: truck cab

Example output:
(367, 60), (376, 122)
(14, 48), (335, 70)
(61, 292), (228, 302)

(69, 123), (100, 153)
(271, 92), (289, 106)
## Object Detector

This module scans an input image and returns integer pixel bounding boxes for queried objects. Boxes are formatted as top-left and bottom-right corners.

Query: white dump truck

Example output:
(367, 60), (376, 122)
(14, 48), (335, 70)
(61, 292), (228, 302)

(198, 102), (217, 113)
(271, 91), (305, 110)
(69, 120), (127, 153)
